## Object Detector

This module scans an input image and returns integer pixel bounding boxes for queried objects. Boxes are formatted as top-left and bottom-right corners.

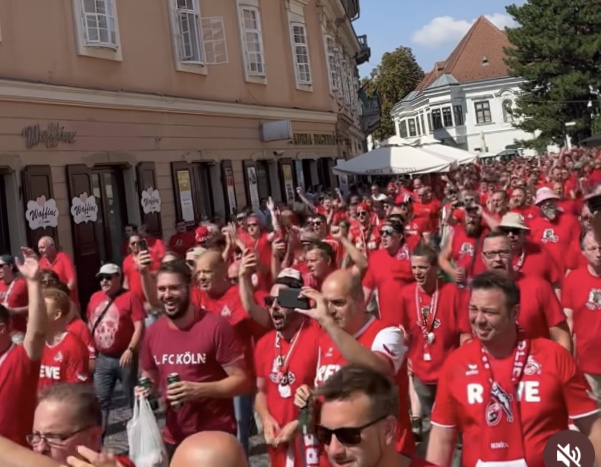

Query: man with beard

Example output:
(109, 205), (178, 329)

(458, 232), (572, 351)
(439, 203), (498, 286)
(363, 217), (413, 323)
(138, 260), (250, 460)
(509, 188), (536, 221)
(244, 268), (322, 467)
(528, 187), (580, 274)
(498, 213), (561, 295)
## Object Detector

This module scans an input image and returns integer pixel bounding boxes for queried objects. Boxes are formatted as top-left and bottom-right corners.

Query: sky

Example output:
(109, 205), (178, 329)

(355, 0), (526, 79)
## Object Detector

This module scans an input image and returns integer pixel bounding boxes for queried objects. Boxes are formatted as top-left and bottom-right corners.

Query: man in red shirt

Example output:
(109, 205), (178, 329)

(138, 259), (250, 460)
(317, 365), (435, 467)
(460, 232), (572, 351)
(363, 217), (413, 323)
(87, 263), (145, 435)
(169, 221), (196, 257)
(427, 271), (601, 467)
(38, 288), (89, 392)
(0, 254), (28, 337)
(0, 247), (48, 447)
(349, 203), (381, 256)
(294, 270), (415, 459)
(31, 384), (134, 466)
(38, 236), (78, 303)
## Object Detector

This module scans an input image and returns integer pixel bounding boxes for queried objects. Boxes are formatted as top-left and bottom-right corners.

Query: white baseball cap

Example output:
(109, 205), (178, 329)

(96, 263), (121, 276)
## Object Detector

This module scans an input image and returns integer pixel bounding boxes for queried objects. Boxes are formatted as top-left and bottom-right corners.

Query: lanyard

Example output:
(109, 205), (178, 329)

(274, 322), (304, 377)
(513, 250), (525, 272)
(1, 280), (16, 306)
(414, 282), (439, 333)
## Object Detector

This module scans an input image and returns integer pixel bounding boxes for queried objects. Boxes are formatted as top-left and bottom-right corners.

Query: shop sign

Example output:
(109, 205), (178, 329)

(292, 133), (337, 146)
(70, 193), (98, 224)
(22, 123), (77, 149)
(25, 195), (59, 230)
(141, 187), (162, 214)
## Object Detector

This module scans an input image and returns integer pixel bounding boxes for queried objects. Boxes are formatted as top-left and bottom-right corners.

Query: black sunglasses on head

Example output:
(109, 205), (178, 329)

(316, 414), (388, 446)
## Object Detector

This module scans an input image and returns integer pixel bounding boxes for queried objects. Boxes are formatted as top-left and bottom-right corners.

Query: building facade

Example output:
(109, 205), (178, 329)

(390, 17), (535, 155)
(0, 0), (372, 306)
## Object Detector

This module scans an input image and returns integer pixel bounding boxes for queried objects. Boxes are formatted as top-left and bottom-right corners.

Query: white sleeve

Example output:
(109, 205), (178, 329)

(370, 326), (407, 374)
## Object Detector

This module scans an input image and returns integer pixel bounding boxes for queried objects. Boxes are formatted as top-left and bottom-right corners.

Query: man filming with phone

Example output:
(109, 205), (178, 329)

(239, 265), (321, 467)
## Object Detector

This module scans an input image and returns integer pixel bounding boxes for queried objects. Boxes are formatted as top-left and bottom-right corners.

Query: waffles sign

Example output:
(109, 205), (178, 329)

(70, 193), (98, 224)
(25, 195), (59, 230)
(141, 187), (161, 214)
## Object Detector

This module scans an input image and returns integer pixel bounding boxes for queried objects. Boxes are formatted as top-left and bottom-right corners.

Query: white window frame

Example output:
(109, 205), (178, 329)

(323, 34), (338, 94)
(237, 3), (266, 83)
(174, 0), (204, 65)
(167, 0), (228, 76)
(72, 0), (122, 62)
(290, 22), (312, 87)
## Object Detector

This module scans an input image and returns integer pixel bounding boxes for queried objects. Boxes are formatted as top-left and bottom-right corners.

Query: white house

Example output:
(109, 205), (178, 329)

(390, 16), (536, 156)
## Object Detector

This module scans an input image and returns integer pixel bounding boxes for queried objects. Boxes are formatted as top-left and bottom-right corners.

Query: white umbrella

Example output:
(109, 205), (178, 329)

(378, 135), (477, 165)
(332, 144), (458, 176)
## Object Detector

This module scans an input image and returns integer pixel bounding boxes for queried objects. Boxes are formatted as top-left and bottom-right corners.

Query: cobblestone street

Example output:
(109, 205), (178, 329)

(104, 386), (269, 466)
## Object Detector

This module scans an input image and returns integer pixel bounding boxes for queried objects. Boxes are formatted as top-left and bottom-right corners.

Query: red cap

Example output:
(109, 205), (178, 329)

(357, 202), (371, 212)
(195, 226), (210, 244)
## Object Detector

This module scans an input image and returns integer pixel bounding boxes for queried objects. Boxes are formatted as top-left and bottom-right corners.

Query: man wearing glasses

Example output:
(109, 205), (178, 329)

(30, 383), (134, 466)
(86, 263), (145, 436)
(457, 232), (572, 352)
(349, 202), (381, 256)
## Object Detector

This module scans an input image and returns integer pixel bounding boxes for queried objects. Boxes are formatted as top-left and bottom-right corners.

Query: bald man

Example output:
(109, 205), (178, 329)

(294, 270), (416, 458)
(193, 250), (263, 457)
(170, 431), (248, 467)
(38, 236), (78, 302)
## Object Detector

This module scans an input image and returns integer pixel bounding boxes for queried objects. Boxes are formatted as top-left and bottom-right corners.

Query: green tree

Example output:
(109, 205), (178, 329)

(363, 47), (424, 141)
(505, 0), (601, 147)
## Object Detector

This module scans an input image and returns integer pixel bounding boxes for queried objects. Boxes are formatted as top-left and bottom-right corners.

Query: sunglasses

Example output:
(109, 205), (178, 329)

(357, 211), (368, 217)
(379, 228), (395, 237)
(316, 414), (388, 446)
(310, 221), (322, 226)
(98, 274), (117, 281)
(264, 296), (276, 307)
(502, 228), (523, 236)
(247, 223), (258, 227)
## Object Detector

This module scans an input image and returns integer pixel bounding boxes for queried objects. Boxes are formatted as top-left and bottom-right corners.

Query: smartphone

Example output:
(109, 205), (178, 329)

(139, 239), (149, 252)
(277, 288), (311, 310)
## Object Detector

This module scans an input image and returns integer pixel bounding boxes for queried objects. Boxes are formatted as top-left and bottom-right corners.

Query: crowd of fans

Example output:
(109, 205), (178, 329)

(1, 146), (601, 467)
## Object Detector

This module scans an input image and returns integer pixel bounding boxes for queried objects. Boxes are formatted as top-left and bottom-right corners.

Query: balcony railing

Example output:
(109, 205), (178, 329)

(341, 0), (360, 21)
(356, 34), (371, 65)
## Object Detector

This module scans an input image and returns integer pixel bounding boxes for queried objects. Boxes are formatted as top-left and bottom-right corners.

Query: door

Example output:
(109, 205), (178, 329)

(191, 162), (215, 221)
(136, 162), (163, 239)
(66, 165), (101, 310)
(220, 160), (237, 216)
(255, 160), (271, 201)
(0, 175), (10, 253)
(21, 165), (58, 249)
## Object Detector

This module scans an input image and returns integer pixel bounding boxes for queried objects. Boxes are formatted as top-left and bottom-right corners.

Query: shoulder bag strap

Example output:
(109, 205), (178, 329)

(91, 289), (124, 338)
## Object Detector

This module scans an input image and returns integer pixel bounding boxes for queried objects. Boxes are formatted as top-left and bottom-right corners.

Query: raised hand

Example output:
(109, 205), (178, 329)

(15, 247), (41, 281)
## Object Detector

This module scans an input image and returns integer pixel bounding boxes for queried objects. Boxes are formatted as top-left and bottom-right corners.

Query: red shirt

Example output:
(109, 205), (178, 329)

(515, 242), (562, 286)
(315, 317), (414, 457)
(140, 311), (243, 445)
(87, 290), (146, 357)
(349, 221), (381, 256)
(146, 237), (167, 265)
(404, 218), (431, 251)
(0, 344), (40, 446)
(413, 199), (442, 231)
(38, 332), (90, 392)
(240, 233), (272, 292)
(450, 226), (486, 278)
(510, 205), (538, 223)
(40, 252), (78, 302)
(67, 317), (96, 360)
(122, 254), (160, 303)
(432, 338), (599, 467)
(363, 246), (414, 323)
(192, 285), (267, 376)
(400, 282), (463, 384)
(0, 277), (28, 333)
(168, 231), (196, 257)
(459, 274), (565, 339)
(528, 212), (580, 272)
(566, 239), (587, 271)
(562, 267), (601, 374)
(254, 321), (321, 467)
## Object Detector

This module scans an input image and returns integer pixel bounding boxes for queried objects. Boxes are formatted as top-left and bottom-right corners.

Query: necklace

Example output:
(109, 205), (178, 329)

(414, 282), (439, 361)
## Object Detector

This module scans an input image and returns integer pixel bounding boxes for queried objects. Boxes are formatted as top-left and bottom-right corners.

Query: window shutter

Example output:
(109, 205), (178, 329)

(136, 162), (163, 239)
(21, 165), (59, 249)
(66, 164), (101, 308)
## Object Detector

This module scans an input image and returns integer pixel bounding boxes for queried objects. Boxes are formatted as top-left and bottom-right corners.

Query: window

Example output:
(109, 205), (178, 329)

(239, 6), (265, 76)
(399, 120), (408, 138)
(201, 17), (228, 64)
(442, 107), (453, 127)
(475, 101), (492, 124)
(431, 109), (443, 130)
(325, 36), (339, 91)
(408, 119), (417, 137)
(174, 0), (203, 63)
(334, 48), (343, 95)
(82, 0), (117, 48)
(453, 105), (464, 126)
(290, 23), (312, 85)
(502, 99), (514, 123)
